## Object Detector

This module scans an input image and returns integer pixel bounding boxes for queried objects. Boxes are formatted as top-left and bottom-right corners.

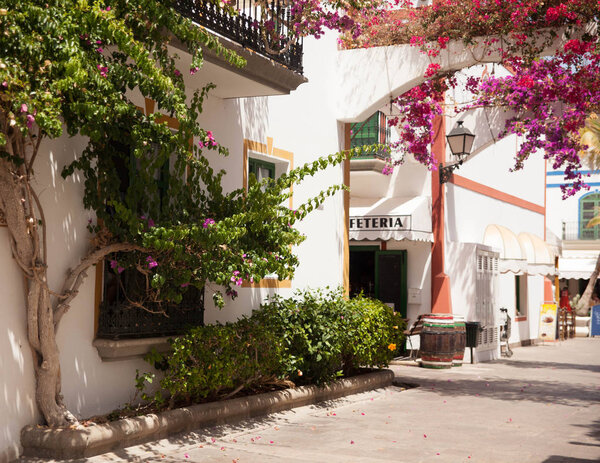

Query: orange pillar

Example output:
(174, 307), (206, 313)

(431, 114), (453, 314)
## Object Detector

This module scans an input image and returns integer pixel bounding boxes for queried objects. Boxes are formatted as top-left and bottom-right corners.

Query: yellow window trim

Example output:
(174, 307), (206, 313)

(242, 137), (293, 288)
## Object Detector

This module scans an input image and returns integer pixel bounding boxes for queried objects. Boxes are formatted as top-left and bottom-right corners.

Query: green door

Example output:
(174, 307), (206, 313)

(375, 250), (408, 318)
(349, 247), (408, 318)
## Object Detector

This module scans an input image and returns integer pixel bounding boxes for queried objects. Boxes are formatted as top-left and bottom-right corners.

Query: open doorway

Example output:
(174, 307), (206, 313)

(349, 246), (407, 318)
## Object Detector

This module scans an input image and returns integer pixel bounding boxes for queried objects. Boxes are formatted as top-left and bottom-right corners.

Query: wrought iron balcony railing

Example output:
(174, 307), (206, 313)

(562, 221), (600, 241)
(172, 0), (303, 74)
(351, 149), (391, 161)
(97, 298), (205, 339)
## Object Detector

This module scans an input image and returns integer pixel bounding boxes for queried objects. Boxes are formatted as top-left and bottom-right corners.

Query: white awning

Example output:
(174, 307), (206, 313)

(517, 232), (557, 276)
(349, 196), (433, 242)
(483, 225), (556, 276)
(483, 224), (528, 274)
(559, 256), (598, 280)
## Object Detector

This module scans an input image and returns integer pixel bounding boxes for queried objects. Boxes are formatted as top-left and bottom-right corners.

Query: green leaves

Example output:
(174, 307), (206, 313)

(1, 0), (349, 312)
(138, 289), (407, 405)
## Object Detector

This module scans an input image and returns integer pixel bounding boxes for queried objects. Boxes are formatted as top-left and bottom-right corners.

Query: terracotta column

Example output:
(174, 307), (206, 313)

(431, 114), (453, 314)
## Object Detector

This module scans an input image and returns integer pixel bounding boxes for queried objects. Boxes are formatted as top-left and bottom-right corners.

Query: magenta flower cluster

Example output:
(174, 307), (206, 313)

(198, 131), (217, 148)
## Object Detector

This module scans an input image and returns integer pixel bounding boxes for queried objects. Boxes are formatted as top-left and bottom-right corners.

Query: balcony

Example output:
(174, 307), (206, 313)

(349, 149), (391, 173)
(172, 0), (306, 97)
(562, 221), (600, 251)
(562, 221), (600, 241)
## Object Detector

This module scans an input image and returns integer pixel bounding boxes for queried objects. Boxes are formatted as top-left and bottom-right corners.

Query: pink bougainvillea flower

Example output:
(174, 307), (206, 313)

(20, 103), (28, 113)
(146, 256), (158, 269)
(203, 218), (215, 228)
(117, 266), (124, 274)
(109, 260), (118, 269)
(26, 114), (35, 127)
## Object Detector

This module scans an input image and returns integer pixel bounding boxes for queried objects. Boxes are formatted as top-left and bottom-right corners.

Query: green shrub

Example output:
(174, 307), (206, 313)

(141, 287), (407, 405)
(341, 295), (406, 373)
(255, 288), (407, 384)
(254, 288), (348, 384)
(148, 316), (285, 404)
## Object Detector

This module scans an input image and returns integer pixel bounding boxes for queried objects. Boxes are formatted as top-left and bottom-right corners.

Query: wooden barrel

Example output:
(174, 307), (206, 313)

(453, 315), (466, 367)
(420, 314), (455, 369)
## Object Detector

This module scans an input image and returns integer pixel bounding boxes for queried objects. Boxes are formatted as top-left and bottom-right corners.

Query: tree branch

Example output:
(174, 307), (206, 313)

(53, 242), (150, 327)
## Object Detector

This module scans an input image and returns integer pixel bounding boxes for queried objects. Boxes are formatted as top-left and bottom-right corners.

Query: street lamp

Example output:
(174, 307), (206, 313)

(439, 121), (475, 184)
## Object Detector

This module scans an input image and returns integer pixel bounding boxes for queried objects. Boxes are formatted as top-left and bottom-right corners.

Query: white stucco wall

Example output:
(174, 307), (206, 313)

(446, 242), (478, 321)
(0, 230), (38, 463)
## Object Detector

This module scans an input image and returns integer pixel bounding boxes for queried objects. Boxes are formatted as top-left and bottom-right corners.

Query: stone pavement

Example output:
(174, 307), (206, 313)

(20, 338), (600, 463)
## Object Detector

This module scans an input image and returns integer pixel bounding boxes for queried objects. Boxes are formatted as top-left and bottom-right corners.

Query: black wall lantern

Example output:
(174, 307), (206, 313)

(439, 121), (475, 184)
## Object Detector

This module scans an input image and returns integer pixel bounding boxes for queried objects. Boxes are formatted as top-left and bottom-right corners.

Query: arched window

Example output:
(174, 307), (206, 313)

(579, 192), (600, 239)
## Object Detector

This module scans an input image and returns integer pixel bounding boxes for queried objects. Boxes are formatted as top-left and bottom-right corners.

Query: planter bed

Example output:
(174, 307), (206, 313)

(21, 369), (394, 460)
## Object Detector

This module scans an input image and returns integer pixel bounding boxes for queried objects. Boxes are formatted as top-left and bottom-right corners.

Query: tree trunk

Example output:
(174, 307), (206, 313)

(0, 126), (148, 426)
(0, 146), (75, 426)
(578, 252), (600, 315)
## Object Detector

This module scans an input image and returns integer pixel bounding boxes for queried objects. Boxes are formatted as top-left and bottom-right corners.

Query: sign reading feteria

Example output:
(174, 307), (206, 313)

(349, 215), (411, 231)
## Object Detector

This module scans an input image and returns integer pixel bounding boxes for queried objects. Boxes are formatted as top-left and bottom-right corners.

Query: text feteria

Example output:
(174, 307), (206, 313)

(349, 216), (408, 230)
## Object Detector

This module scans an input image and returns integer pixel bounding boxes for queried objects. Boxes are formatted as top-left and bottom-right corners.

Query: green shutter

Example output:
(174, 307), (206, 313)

(579, 193), (600, 239)
(351, 112), (381, 149)
(249, 158), (275, 181)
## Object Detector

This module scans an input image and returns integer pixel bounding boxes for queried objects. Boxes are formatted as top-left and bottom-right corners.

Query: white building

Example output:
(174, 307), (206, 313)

(335, 53), (557, 362)
(546, 167), (600, 307)
(0, 10), (349, 463)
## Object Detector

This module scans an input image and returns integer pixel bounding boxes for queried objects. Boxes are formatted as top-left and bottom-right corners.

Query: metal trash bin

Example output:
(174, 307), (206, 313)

(465, 321), (482, 364)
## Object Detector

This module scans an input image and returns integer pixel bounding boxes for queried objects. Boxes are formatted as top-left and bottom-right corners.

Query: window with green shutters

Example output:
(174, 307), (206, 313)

(350, 111), (390, 154)
(579, 193), (600, 239)
(249, 157), (276, 182)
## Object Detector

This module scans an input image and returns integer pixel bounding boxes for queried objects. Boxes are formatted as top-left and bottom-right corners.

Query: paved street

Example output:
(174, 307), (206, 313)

(21, 338), (600, 463)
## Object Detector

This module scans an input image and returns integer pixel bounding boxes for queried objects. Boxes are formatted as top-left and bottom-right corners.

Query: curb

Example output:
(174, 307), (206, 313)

(21, 369), (394, 459)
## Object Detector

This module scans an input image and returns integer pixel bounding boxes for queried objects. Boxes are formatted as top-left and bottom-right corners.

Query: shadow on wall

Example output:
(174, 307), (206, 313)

(41, 139), (92, 265)
(0, 327), (37, 463)
(241, 97), (269, 144)
(444, 241), (478, 321)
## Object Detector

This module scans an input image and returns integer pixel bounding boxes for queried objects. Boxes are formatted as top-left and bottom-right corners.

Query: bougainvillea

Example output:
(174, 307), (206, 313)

(343, 0), (600, 196)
